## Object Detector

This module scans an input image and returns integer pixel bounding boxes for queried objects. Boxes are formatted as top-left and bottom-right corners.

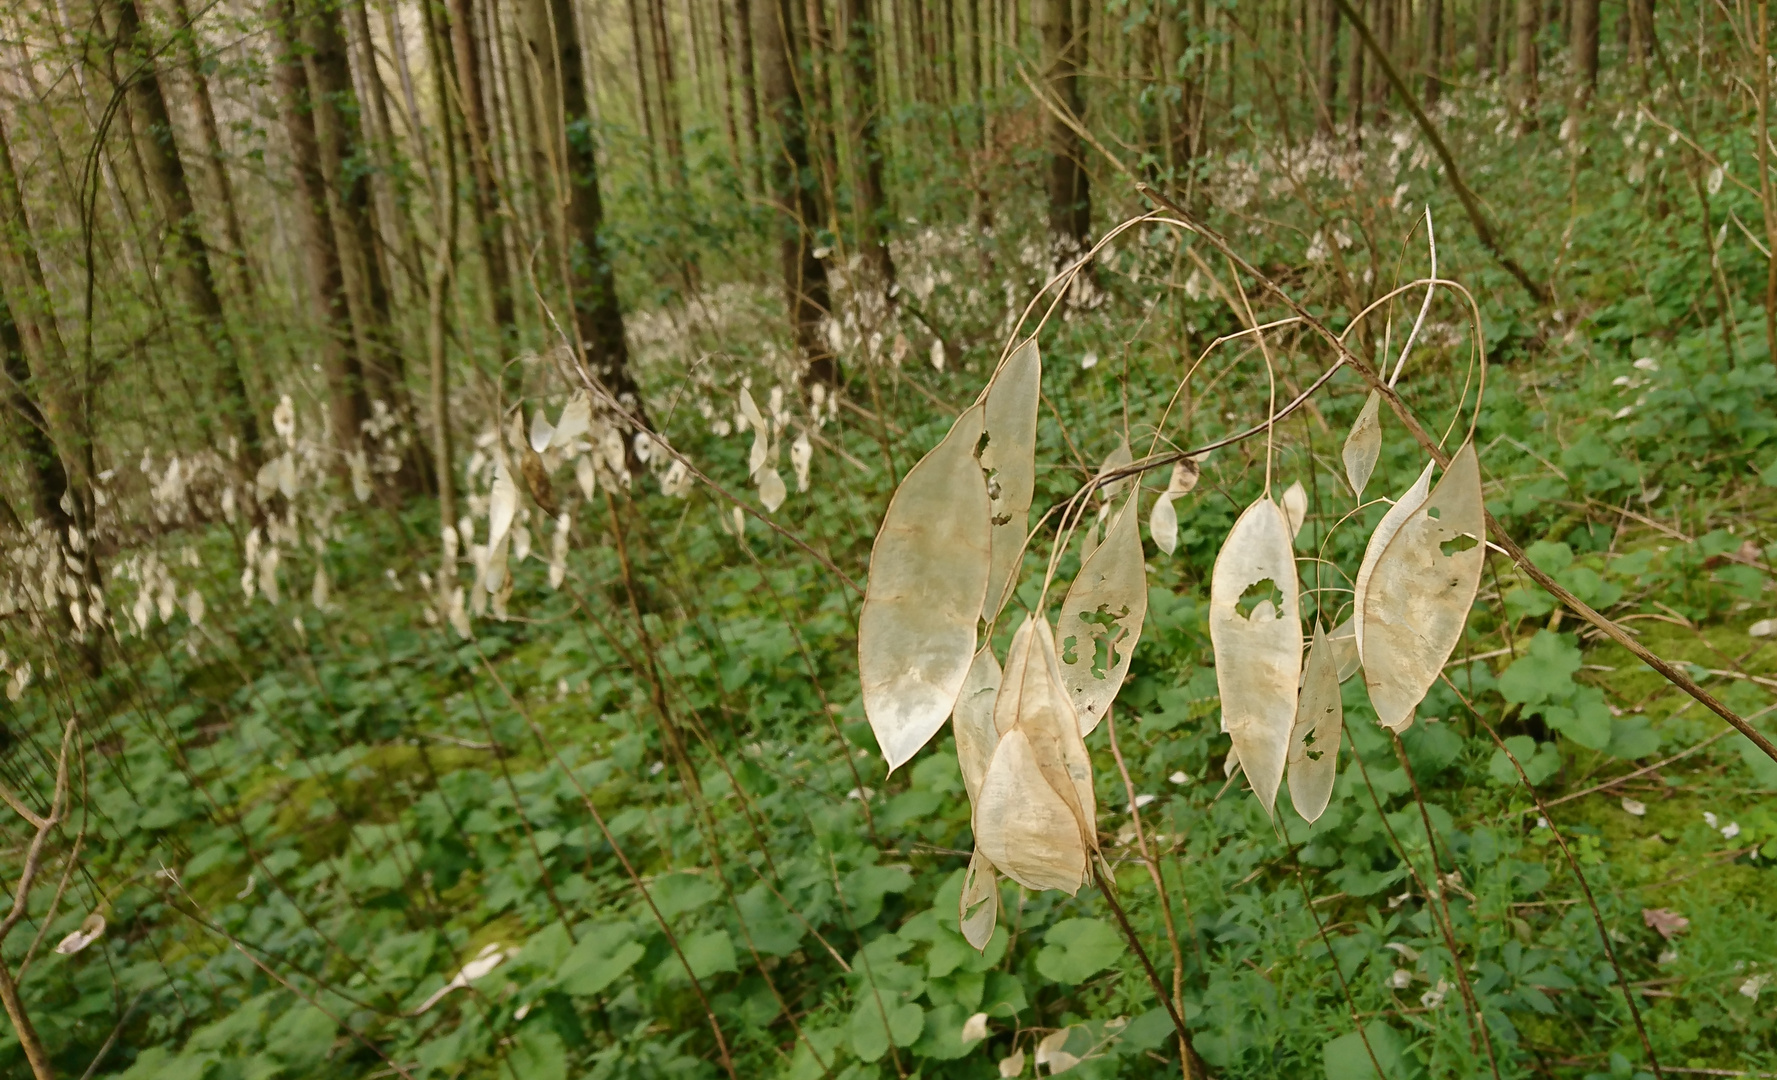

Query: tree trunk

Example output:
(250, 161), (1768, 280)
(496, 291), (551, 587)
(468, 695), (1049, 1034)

(1316, 0), (1340, 133)
(110, 0), (262, 463)
(303, 0), (404, 406)
(1347, 0), (1365, 134)
(269, 0), (368, 461)
(522, 0), (648, 414)
(735, 0), (763, 193)
(1477, 0), (1496, 74)
(756, 0), (837, 386)
(1424, 0), (1443, 103)
(1514, 0), (1538, 111)
(842, 0), (894, 293)
(1573, 0), (1599, 99)
(626, 0), (662, 190)
(447, 0), (518, 345)
(650, 0), (689, 190)
(169, 0), (254, 299)
(1037, 0), (1089, 258)
(804, 0), (843, 240)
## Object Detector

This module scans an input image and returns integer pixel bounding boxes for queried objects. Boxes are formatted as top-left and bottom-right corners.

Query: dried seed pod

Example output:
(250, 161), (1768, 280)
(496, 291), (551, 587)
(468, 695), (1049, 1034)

(953, 646), (1003, 805)
(1281, 480), (1308, 541)
(1287, 623), (1344, 824)
(1208, 496), (1301, 816)
(1353, 461), (1435, 659)
(1056, 492), (1146, 735)
(1343, 391), (1383, 497)
(1148, 458), (1200, 555)
(1362, 442), (1485, 732)
(983, 339), (1040, 618)
(994, 616), (1096, 846)
(740, 388), (769, 475)
(959, 849), (999, 951)
(758, 468), (787, 512)
(1327, 617), (1362, 682)
(548, 393), (592, 449)
(859, 405), (993, 771)
(973, 728), (1086, 894)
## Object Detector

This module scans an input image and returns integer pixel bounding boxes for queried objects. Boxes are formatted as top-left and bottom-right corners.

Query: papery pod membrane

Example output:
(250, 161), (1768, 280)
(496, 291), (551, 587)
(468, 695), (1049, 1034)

(1353, 461), (1435, 659)
(1056, 492), (1147, 735)
(1095, 438), (1134, 502)
(1343, 391), (1383, 497)
(1149, 492), (1179, 554)
(954, 647), (1003, 805)
(529, 408), (555, 453)
(959, 849), (999, 951)
(1287, 624), (1344, 823)
(982, 339), (1040, 619)
(1079, 518), (1101, 565)
(972, 728), (1086, 894)
(992, 617), (1096, 850)
(1362, 442), (1486, 733)
(741, 388), (769, 475)
(1327, 618), (1361, 682)
(859, 405), (993, 772)
(1281, 481), (1308, 541)
(549, 393), (592, 449)
(1208, 497), (1301, 816)
(758, 468), (787, 512)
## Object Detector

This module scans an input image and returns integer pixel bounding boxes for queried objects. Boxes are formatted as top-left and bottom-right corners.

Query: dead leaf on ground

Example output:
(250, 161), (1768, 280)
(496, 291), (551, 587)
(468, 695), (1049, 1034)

(1643, 908), (1690, 940)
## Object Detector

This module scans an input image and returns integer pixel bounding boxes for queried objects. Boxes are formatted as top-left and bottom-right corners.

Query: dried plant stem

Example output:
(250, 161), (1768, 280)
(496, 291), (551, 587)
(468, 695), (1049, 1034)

(1443, 676), (1666, 1080)
(1346, 730), (1495, 1070)
(1102, 711), (1189, 1073)
(1288, 857), (1387, 1080)
(1139, 186), (1777, 772)
(1089, 859), (1205, 1079)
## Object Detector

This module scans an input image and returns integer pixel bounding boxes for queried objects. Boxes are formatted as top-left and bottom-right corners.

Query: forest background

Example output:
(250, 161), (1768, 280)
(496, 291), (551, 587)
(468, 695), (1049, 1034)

(2, 0), (1777, 1076)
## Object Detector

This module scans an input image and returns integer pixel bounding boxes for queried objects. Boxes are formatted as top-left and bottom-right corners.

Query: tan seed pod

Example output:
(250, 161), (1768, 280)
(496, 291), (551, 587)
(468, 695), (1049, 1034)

(991, 615), (1035, 738)
(983, 339), (1040, 619)
(1343, 391), (1383, 497)
(953, 646), (1002, 804)
(1281, 480), (1308, 541)
(959, 848), (999, 951)
(1353, 461), (1435, 659)
(993, 616), (1096, 849)
(1095, 438), (1134, 503)
(1287, 623), (1344, 824)
(1149, 492), (1179, 555)
(1208, 497), (1301, 817)
(1362, 442), (1486, 733)
(859, 405), (993, 772)
(1327, 617), (1362, 683)
(973, 728), (1086, 894)
(1056, 492), (1147, 735)
(758, 468), (787, 513)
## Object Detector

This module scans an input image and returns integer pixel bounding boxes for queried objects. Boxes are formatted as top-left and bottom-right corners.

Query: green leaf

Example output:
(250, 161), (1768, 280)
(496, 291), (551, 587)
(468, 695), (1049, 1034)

(508, 1025), (568, 1080)
(736, 883), (805, 956)
(1524, 540), (1574, 574)
(842, 863), (915, 926)
(649, 872), (721, 919)
(1605, 715), (1662, 761)
(1488, 736), (1560, 786)
(1323, 1021), (1420, 1079)
(556, 929), (645, 996)
(910, 1003), (975, 1061)
(1540, 686), (1613, 750)
(678, 929), (738, 980)
(849, 996), (924, 1062)
(1119, 1008), (1177, 1053)
(1498, 632), (1581, 706)
(981, 970), (1027, 1016)
(264, 1004), (335, 1068)
(1035, 918), (1125, 984)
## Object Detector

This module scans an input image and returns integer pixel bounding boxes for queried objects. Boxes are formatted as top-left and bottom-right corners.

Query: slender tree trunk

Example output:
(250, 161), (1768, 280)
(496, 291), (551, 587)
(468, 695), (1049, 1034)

(304, 0), (404, 407)
(448, 0), (518, 344)
(168, 0), (254, 298)
(842, 0), (894, 293)
(522, 0), (649, 414)
(650, 0), (689, 189)
(344, 0), (421, 306)
(735, 0), (763, 193)
(1477, 0), (1496, 75)
(1424, 0), (1444, 103)
(270, 0), (368, 461)
(1317, 0), (1340, 133)
(626, 0), (662, 189)
(1573, 0), (1599, 99)
(716, 0), (745, 178)
(804, 0), (843, 239)
(1515, 0), (1539, 111)
(1037, 0), (1089, 258)
(1348, 0), (1366, 134)
(0, 291), (72, 539)
(110, 0), (262, 463)
(756, 0), (837, 386)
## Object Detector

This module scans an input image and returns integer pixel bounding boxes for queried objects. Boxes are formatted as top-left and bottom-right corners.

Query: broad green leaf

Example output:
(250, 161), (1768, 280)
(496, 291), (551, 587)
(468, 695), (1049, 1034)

(678, 929), (738, 980)
(1209, 496), (1301, 816)
(1488, 736), (1561, 786)
(842, 863), (915, 926)
(850, 996), (924, 1062)
(557, 931), (645, 996)
(508, 1026), (568, 1080)
(650, 872), (721, 919)
(1056, 491), (1147, 735)
(1035, 918), (1125, 984)
(860, 405), (993, 772)
(1362, 442), (1486, 732)
(1322, 1020), (1420, 1079)
(1498, 632), (1581, 706)
(982, 338), (1041, 619)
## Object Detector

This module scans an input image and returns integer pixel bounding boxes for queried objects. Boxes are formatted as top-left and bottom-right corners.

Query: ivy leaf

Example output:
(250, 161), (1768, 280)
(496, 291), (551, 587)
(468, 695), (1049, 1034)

(1035, 918), (1124, 984)
(1497, 632), (1581, 707)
